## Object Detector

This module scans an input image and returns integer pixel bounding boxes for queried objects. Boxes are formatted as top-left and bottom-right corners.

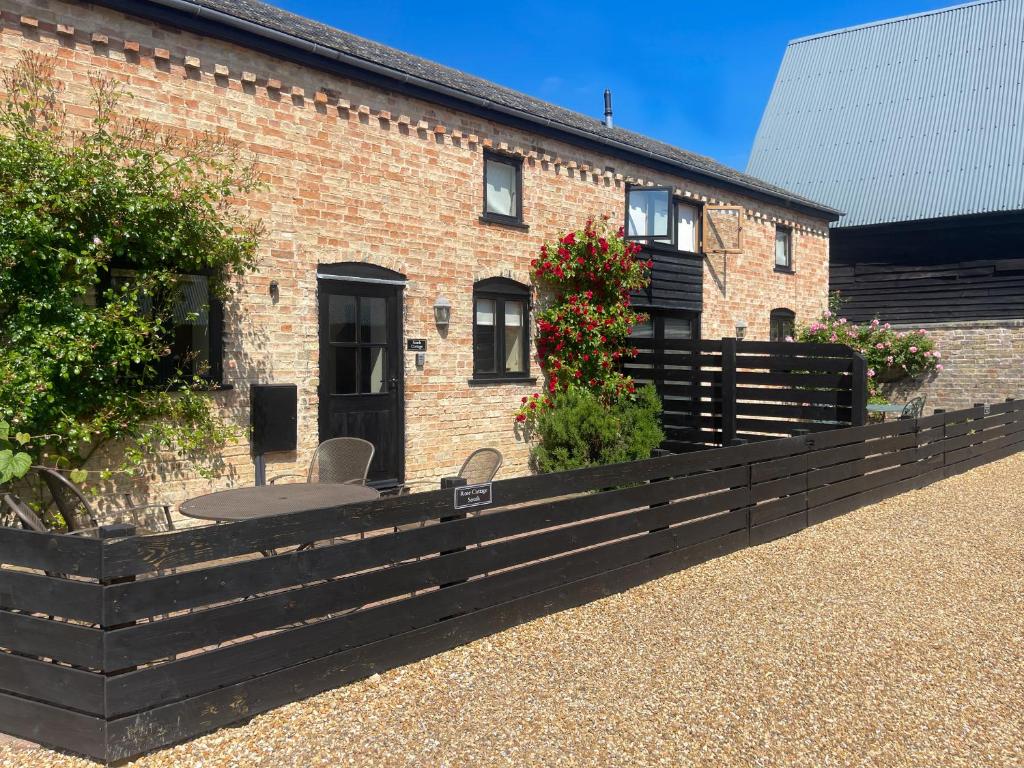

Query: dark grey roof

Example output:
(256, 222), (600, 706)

(748, 0), (1024, 228)
(133, 0), (839, 218)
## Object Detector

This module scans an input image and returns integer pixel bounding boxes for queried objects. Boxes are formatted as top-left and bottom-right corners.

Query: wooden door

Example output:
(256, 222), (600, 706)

(318, 278), (404, 486)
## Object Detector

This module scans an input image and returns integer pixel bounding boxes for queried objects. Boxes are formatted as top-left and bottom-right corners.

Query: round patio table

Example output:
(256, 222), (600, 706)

(179, 483), (380, 522)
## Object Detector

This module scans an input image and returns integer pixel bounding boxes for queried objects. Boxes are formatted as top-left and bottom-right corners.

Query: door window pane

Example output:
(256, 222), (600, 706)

(485, 159), (517, 217)
(333, 347), (358, 394)
(504, 300), (525, 373)
(474, 298), (497, 374)
(676, 203), (698, 252)
(361, 347), (387, 393)
(626, 188), (670, 239)
(329, 294), (357, 342)
(360, 296), (387, 344)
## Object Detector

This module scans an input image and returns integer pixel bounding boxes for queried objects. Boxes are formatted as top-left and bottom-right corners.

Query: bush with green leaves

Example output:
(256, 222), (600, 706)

(0, 55), (262, 488)
(796, 293), (942, 400)
(529, 385), (664, 473)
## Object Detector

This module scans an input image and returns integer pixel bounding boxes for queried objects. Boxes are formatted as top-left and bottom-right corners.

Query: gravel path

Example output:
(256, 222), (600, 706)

(3, 453), (1022, 768)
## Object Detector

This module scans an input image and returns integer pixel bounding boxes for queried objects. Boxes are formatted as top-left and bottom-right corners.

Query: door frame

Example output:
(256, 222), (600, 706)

(316, 265), (406, 487)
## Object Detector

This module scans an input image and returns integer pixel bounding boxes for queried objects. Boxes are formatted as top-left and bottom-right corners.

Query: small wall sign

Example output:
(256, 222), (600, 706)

(453, 483), (492, 510)
(407, 338), (427, 351)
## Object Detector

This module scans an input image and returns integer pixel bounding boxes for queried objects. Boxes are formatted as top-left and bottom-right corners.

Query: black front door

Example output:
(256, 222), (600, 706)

(318, 278), (404, 486)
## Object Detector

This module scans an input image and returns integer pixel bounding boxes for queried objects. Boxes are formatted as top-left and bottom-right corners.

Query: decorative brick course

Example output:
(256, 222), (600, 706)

(2, 0), (831, 514)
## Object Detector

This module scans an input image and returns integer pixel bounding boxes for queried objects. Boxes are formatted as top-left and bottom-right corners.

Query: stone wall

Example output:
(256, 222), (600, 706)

(1, 1), (831, 512)
(880, 321), (1024, 413)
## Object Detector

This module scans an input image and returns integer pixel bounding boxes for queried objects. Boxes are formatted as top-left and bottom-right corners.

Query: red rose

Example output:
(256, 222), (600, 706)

(562, 232), (576, 245)
(574, 370), (582, 378)
(516, 413), (526, 422)
(521, 396), (528, 404)
(529, 401), (537, 410)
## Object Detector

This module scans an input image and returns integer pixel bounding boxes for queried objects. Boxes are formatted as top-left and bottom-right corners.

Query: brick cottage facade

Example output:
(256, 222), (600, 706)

(2, 0), (837, 508)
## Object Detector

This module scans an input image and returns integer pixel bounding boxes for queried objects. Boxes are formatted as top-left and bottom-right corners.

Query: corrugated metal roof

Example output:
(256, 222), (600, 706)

(747, 0), (1024, 227)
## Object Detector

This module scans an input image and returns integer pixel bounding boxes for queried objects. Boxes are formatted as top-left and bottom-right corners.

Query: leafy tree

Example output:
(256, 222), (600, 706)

(0, 55), (262, 486)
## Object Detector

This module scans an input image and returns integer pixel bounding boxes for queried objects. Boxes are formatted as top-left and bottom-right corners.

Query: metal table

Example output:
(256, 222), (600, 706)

(179, 483), (380, 522)
(867, 403), (906, 420)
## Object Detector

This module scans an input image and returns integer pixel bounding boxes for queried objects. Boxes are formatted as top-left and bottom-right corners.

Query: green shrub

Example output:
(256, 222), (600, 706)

(530, 385), (664, 473)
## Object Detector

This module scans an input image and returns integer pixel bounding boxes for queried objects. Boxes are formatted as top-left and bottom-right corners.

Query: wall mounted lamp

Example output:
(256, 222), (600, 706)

(269, 280), (280, 303)
(433, 295), (452, 329)
(735, 319), (747, 340)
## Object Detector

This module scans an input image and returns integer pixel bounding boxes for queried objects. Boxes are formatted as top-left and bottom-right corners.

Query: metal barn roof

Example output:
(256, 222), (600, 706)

(747, 0), (1024, 228)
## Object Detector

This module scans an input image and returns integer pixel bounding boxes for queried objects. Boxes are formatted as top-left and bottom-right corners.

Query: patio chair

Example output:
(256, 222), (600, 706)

(899, 396), (926, 420)
(269, 437), (375, 486)
(3, 493), (48, 533)
(456, 448), (503, 485)
(29, 466), (174, 534)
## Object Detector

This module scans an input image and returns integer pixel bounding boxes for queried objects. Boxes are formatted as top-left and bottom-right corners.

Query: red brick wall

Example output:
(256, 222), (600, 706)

(1, 2), (831, 510)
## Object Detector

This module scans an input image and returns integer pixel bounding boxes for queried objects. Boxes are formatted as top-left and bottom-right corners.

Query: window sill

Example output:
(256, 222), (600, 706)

(479, 215), (529, 231)
(773, 266), (795, 275)
(468, 376), (537, 387)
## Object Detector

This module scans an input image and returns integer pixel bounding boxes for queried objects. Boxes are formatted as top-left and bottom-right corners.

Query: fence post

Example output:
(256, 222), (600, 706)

(721, 337), (737, 445)
(439, 477), (468, 588)
(850, 351), (867, 426)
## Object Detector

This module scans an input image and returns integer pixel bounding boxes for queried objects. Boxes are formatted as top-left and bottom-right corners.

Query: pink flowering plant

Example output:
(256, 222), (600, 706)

(515, 216), (653, 422)
(797, 294), (942, 399)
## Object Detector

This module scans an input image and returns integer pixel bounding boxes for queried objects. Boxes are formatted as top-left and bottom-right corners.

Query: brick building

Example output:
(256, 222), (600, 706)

(2, 0), (838, 504)
(748, 0), (1024, 412)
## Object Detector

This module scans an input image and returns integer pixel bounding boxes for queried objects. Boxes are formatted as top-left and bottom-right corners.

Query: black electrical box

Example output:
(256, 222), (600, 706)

(250, 384), (297, 454)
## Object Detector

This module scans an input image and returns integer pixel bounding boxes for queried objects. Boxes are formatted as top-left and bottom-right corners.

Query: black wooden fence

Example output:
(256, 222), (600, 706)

(0, 400), (1021, 763)
(625, 338), (867, 449)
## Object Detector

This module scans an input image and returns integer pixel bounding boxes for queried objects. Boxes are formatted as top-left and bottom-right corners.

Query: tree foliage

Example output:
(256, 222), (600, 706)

(0, 55), (262, 484)
(529, 386), (664, 473)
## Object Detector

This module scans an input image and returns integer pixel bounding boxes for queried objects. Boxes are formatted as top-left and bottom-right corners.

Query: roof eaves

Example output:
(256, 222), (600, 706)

(103, 0), (842, 219)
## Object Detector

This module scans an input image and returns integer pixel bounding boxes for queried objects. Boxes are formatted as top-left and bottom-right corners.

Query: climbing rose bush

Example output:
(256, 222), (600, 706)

(516, 217), (652, 422)
(796, 295), (942, 399)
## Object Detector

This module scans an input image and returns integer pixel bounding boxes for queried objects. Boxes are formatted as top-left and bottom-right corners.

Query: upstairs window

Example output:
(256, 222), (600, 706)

(472, 277), (530, 380)
(482, 152), (523, 226)
(775, 225), (793, 271)
(625, 186), (701, 253)
(770, 308), (795, 342)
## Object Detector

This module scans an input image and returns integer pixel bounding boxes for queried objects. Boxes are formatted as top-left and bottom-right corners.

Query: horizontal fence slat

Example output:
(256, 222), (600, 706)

(734, 354), (854, 373)
(0, 528), (103, 578)
(0, 651), (105, 716)
(0, 570), (104, 623)
(0, 611), (104, 668)
(0, 690), (107, 762)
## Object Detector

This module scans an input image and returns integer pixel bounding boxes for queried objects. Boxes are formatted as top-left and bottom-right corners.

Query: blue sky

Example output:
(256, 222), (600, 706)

(274, 0), (957, 172)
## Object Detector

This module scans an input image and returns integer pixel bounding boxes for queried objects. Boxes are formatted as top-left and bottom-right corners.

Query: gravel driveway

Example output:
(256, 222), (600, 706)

(3, 453), (1022, 768)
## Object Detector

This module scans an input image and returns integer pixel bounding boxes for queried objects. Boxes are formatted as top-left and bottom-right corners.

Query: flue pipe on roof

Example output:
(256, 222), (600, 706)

(603, 89), (613, 128)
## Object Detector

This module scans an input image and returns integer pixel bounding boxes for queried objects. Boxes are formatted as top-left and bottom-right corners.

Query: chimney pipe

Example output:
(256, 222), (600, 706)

(603, 89), (613, 128)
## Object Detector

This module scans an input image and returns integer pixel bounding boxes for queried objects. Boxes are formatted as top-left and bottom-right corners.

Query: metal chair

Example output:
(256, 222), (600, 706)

(457, 448), (503, 485)
(3, 493), (48, 533)
(29, 466), (173, 534)
(899, 396), (926, 420)
(270, 437), (375, 486)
